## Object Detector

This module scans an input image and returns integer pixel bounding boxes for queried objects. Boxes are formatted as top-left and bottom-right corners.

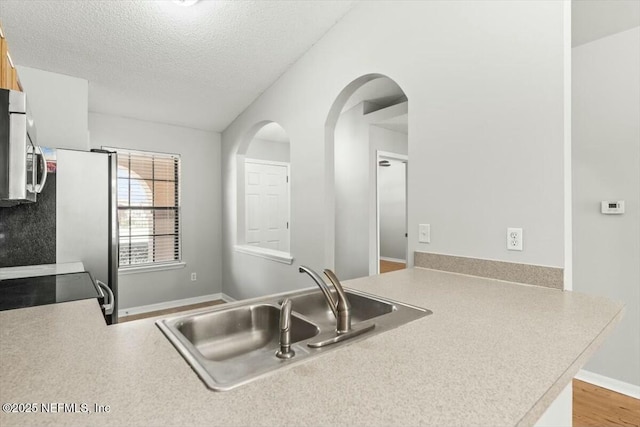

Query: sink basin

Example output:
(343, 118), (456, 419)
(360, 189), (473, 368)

(176, 304), (319, 361)
(280, 290), (394, 327)
(157, 288), (431, 391)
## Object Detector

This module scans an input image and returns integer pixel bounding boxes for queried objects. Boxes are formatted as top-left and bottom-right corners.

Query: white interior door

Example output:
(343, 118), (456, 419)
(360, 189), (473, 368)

(245, 160), (289, 252)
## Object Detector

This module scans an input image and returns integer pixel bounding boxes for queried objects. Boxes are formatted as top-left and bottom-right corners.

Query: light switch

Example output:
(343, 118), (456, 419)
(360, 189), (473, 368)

(601, 201), (625, 214)
(418, 224), (430, 243)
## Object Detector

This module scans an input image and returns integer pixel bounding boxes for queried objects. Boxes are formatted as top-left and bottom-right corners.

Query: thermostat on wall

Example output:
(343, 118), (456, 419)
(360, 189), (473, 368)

(601, 201), (625, 214)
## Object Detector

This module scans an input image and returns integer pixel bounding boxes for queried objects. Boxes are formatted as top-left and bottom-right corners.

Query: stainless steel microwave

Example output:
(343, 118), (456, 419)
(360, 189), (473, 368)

(0, 88), (47, 207)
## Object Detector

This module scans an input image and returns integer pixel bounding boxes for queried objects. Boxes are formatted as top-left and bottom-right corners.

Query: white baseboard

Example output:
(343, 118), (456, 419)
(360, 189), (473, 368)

(220, 293), (236, 303)
(575, 369), (640, 399)
(119, 293), (228, 318)
(380, 257), (407, 264)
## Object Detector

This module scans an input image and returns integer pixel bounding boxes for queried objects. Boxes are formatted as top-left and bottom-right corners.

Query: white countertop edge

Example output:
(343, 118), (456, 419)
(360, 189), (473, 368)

(517, 304), (625, 427)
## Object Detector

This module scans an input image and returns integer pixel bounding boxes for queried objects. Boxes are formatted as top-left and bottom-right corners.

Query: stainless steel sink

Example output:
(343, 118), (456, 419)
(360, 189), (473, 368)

(175, 304), (319, 361)
(279, 290), (394, 327)
(157, 288), (431, 391)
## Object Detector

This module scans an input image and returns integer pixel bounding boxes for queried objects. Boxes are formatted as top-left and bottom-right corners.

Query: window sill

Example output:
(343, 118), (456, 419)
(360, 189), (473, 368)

(234, 245), (293, 265)
(119, 262), (186, 275)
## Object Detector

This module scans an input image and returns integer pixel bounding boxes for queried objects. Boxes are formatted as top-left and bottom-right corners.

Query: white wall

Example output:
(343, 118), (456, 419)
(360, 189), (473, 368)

(335, 103), (370, 279)
(88, 113), (222, 309)
(245, 138), (290, 163)
(17, 66), (89, 151)
(572, 27), (640, 388)
(379, 159), (406, 261)
(221, 1), (567, 300)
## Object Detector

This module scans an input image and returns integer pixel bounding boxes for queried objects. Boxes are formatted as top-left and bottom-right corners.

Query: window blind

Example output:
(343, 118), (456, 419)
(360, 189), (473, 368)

(110, 148), (181, 267)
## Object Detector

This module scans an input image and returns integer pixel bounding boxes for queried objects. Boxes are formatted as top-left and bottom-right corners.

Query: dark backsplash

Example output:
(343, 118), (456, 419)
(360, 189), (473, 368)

(0, 174), (56, 267)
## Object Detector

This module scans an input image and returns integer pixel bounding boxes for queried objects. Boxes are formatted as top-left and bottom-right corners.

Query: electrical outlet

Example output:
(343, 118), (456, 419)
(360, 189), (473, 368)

(418, 224), (430, 243)
(190, 272), (197, 281)
(507, 228), (523, 251)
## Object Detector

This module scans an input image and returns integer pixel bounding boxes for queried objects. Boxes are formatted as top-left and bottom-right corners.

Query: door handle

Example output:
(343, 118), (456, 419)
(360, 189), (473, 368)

(96, 280), (115, 316)
(33, 146), (48, 194)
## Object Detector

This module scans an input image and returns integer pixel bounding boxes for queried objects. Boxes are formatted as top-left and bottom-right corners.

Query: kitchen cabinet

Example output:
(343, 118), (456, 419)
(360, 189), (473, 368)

(0, 22), (22, 91)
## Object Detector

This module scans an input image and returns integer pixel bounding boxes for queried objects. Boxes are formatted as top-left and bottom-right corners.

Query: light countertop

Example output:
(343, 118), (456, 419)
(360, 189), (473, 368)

(0, 267), (623, 426)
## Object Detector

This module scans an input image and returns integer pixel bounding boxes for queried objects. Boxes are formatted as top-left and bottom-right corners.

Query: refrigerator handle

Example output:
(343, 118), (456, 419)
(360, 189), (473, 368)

(96, 280), (115, 316)
(33, 146), (48, 194)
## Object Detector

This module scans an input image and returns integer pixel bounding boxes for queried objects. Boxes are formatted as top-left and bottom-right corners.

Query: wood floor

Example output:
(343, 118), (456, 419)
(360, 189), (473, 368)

(573, 379), (640, 427)
(118, 301), (639, 426)
(380, 259), (406, 273)
(118, 299), (225, 323)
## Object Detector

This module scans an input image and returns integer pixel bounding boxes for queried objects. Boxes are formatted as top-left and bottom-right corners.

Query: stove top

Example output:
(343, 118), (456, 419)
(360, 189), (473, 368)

(0, 272), (101, 311)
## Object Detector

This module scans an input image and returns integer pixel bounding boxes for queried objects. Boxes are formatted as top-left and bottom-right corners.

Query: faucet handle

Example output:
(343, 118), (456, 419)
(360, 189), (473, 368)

(323, 269), (344, 293)
(323, 269), (351, 309)
(323, 269), (352, 334)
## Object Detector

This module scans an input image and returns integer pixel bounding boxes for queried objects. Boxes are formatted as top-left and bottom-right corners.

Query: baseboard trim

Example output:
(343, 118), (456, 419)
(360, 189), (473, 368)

(118, 293), (227, 317)
(380, 257), (407, 264)
(220, 293), (236, 303)
(575, 369), (640, 399)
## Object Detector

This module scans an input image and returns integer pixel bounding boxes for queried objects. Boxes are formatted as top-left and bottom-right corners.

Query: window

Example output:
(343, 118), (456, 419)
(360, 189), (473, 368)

(109, 148), (181, 268)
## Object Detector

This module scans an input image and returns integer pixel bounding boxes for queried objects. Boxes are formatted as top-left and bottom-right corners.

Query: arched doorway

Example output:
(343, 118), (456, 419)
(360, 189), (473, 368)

(325, 75), (409, 279)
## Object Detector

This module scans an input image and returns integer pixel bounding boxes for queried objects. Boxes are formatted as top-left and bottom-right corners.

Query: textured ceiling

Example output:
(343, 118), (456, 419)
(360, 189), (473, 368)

(0, 0), (354, 132)
(572, 0), (640, 47)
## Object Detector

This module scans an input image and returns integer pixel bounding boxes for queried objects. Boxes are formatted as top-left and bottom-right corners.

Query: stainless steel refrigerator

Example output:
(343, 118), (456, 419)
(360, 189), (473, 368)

(0, 148), (119, 324)
(56, 148), (118, 323)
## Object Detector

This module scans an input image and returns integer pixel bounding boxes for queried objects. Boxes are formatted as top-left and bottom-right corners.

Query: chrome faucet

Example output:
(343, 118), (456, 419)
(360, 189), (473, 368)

(299, 266), (352, 334)
(276, 298), (295, 359)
